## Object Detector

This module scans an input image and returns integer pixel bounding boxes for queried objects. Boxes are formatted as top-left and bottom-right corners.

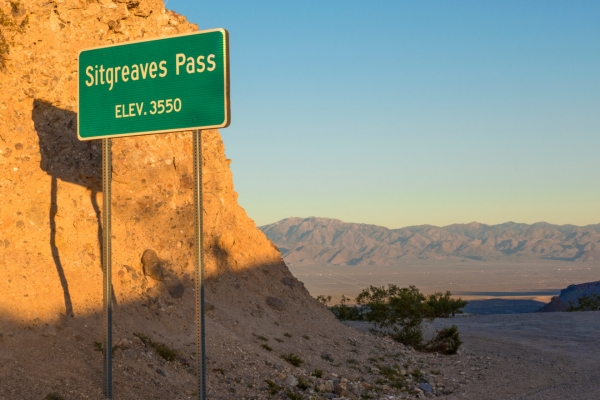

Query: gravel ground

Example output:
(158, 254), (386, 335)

(346, 310), (600, 399)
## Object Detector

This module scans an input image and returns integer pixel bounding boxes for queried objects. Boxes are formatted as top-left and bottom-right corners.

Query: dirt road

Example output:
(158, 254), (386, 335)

(432, 311), (600, 399)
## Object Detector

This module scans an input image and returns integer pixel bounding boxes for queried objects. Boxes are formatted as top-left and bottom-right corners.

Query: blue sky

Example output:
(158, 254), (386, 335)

(167, 0), (600, 228)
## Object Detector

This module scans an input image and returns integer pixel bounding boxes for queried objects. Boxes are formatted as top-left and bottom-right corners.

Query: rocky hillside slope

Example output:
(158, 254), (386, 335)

(260, 217), (600, 266)
(0, 2), (468, 399)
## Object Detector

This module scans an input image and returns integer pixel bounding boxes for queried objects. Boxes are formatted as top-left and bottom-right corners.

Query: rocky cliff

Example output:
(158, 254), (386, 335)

(260, 217), (600, 266)
(0, 2), (463, 399)
(538, 280), (600, 312)
(1, 0), (302, 331)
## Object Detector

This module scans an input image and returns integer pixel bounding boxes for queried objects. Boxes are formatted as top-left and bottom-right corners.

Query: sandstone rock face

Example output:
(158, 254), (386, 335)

(0, 0), (298, 324)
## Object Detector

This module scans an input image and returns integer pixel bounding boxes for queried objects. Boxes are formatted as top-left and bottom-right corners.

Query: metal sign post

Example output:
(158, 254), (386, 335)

(192, 130), (206, 399)
(78, 29), (229, 400)
(102, 138), (113, 399)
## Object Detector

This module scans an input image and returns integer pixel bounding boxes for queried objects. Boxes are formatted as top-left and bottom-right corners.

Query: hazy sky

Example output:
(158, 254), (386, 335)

(167, 1), (600, 228)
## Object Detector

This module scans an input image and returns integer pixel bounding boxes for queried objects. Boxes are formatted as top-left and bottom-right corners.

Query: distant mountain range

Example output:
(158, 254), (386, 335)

(259, 217), (600, 266)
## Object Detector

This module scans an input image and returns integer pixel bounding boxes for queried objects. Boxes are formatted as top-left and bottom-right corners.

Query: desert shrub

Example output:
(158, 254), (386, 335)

(568, 294), (600, 312)
(134, 332), (178, 361)
(356, 285), (432, 347)
(329, 294), (364, 320)
(316, 295), (331, 305)
(297, 377), (310, 390)
(356, 284), (464, 352)
(410, 368), (423, 380)
(286, 391), (302, 400)
(423, 325), (462, 354)
(374, 363), (408, 388)
(261, 344), (273, 352)
(281, 353), (304, 367)
(311, 368), (323, 378)
(426, 291), (467, 317)
(265, 380), (281, 395)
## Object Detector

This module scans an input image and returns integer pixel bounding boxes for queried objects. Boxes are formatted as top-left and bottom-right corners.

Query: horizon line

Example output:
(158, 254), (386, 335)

(260, 216), (600, 230)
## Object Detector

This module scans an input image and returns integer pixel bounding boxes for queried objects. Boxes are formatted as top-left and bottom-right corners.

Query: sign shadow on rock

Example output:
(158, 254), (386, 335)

(32, 99), (116, 317)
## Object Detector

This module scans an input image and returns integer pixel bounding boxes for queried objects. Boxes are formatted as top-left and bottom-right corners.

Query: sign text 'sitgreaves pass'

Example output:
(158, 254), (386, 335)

(78, 29), (229, 140)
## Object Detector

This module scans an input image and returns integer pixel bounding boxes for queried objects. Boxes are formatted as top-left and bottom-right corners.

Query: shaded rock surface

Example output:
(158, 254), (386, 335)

(538, 280), (600, 312)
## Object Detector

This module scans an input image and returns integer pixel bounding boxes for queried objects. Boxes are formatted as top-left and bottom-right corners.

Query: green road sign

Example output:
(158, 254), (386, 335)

(78, 29), (229, 140)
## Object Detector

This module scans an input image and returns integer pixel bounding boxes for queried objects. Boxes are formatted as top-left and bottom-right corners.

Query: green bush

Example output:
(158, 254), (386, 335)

(356, 285), (432, 347)
(373, 363), (408, 389)
(329, 295), (364, 320)
(281, 353), (304, 367)
(568, 294), (600, 312)
(134, 333), (178, 361)
(316, 295), (331, 305)
(426, 291), (468, 317)
(297, 377), (311, 390)
(356, 284), (464, 352)
(261, 344), (273, 351)
(423, 325), (462, 354)
(265, 380), (281, 395)
(286, 391), (302, 400)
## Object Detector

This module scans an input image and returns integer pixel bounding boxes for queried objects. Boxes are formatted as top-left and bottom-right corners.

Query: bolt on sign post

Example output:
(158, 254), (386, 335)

(78, 29), (230, 399)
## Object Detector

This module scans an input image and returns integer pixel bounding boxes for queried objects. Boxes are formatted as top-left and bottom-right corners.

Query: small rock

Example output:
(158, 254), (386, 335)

(340, 389), (357, 399)
(285, 375), (299, 387)
(318, 380), (334, 393)
(419, 383), (433, 393)
(155, 368), (166, 377)
(266, 296), (285, 311)
(282, 277), (295, 288)
(204, 302), (215, 314)
(141, 249), (165, 281)
(333, 384), (343, 395)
